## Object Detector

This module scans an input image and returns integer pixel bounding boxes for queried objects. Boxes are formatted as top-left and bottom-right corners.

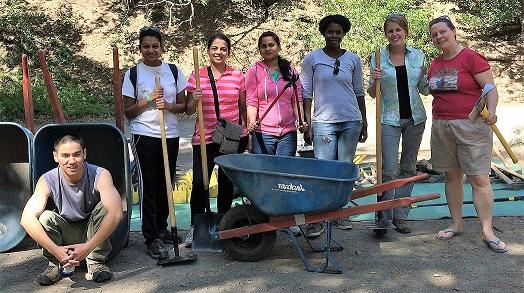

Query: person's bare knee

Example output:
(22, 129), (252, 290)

(445, 169), (463, 183)
(467, 174), (490, 189)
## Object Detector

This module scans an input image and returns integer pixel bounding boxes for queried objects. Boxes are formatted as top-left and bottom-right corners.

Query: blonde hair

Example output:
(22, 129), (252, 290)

(384, 13), (409, 35)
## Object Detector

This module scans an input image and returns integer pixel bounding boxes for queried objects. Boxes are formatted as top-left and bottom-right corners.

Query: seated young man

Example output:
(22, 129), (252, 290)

(21, 134), (123, 285)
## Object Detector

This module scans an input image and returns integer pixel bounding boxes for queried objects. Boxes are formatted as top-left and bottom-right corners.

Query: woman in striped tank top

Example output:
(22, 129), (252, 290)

(184, 33), (248, 247)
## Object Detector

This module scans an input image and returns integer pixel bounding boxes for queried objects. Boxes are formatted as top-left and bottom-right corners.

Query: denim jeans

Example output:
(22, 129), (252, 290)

(252, 131), (297, 156)
(312, 121), (362, 162)
(377, 119), (425, 222)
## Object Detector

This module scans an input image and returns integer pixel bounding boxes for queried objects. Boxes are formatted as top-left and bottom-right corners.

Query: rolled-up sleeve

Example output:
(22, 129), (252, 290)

(352, 56), (365, 97)
(300, 54), (314, 100)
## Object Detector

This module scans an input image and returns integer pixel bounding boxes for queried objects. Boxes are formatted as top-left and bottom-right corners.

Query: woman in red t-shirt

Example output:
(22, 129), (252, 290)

(428, 16), (506, 253)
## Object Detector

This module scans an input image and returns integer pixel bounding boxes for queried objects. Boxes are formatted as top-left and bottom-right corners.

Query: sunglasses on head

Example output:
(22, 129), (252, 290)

(429, 15), (451, 27)
(140, 26), (161, 33)
(333, 58), (340, 75)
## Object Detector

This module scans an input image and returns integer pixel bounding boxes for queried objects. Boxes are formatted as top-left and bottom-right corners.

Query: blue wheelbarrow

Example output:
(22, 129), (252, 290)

(214, 154), (440, 273)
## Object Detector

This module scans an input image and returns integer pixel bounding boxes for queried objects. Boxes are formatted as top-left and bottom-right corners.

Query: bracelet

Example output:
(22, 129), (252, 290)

(143, 93), (153, 102)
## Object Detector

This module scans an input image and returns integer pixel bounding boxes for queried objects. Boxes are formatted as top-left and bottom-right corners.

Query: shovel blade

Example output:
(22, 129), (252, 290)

(468, 84), (495, 122)
(192, 212), (223, 252)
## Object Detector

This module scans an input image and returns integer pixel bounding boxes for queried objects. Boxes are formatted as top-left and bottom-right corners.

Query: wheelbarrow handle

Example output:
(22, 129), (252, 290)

(219, 193), (440, 240)
(350, 173), (430, 200)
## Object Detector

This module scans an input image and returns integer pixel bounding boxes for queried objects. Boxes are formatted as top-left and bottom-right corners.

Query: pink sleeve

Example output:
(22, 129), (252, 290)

(245, 66), (258, 107)
(466, 49), (490, 75)
(187, 71), (196, 92)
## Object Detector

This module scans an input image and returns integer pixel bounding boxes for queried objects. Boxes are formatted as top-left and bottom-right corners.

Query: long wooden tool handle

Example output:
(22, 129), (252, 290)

(375, 51), (383, 186)
(37, 50), (65, 124)
(21, 54), (35, 133)
(480, 107), (518, 163)
(157, 75), (177, 227)
(112, 46), (124, 132)
(193, 47), (209, 190)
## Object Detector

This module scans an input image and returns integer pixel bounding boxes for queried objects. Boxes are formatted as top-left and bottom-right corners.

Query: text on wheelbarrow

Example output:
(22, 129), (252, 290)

(273, 183), (306, 193)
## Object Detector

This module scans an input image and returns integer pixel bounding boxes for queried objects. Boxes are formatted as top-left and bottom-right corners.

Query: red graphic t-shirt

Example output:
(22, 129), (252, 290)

(428, 48), (490, 119)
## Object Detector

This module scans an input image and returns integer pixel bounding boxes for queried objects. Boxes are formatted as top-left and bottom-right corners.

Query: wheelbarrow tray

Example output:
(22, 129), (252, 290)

(214, 154), (359, 216)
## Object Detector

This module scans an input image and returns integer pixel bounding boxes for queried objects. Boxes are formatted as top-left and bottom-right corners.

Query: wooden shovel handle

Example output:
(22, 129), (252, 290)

(112, 46), (124, 132)
(21, 54), (35, 133)
(193, 47), (209, 190)
(157, 75), (177, 227)
(480, 107), (518, 163)
(38, 50), (65, 123)
(375, 51), (382, 186)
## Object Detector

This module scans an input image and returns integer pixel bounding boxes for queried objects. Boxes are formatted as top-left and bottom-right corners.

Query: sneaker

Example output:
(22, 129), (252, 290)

(334, 217), (353, 230)
(85, 263), (113, 283)
(184, 226), (194, 248)
(37, 265), (62, 286)
(393, 219), (411, 234)
(304, 222), (325, 238)
(159, 229), (182, 244)
(147, 238), (169, 259)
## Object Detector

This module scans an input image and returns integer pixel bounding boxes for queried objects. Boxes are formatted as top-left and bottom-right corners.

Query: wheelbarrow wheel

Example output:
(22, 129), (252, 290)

(220, 205), (276, 262)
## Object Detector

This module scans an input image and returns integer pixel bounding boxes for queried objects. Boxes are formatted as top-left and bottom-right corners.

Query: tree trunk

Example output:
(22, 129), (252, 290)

(521, 0), (524, 39)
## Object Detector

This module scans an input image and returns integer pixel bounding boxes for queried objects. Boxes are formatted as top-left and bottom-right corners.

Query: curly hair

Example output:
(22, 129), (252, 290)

(319, 14), (351, 34)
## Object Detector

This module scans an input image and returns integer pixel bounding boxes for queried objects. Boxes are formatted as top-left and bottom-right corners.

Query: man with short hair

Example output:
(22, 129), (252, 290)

(21, 134), (123, 285)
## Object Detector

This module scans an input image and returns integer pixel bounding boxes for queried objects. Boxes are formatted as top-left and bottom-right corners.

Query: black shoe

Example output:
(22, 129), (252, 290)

(393, 219), (411, 234)
(86, 263), (113, 283)
(37, 265), (62, 286)
(373, 228), (388, 235)
(147, 238), (169, 259)
(159, 229), (182, 244)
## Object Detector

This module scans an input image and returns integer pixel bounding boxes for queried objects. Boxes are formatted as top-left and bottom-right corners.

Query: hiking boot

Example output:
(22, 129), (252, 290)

(85, 263), (113, 283)
(37, 265), (62, 286)
(160, 229), (182, 244)
(304, 222), (324, 238)
(393, 219), (411, 234)
(334, 217), (353, 230)
(147, 238), (169, 259)
(184, 226), (194, 248)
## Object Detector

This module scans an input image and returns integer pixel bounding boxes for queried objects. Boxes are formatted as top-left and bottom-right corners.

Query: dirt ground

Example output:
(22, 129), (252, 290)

(1, 217), (523, 292)
(2, 102), (524, 292)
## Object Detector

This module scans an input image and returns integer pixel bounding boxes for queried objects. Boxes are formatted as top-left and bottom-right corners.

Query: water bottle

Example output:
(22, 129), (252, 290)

(59, 264), (75, 277)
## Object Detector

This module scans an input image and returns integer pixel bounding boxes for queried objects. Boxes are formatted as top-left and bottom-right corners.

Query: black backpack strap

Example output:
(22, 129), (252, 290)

(167, 63), (178, 88)
(129, 65), (138, 100)
(208, 66), (221, 120)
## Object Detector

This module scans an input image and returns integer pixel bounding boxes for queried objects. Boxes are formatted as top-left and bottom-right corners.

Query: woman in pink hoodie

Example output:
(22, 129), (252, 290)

(245, 31), (306, 156)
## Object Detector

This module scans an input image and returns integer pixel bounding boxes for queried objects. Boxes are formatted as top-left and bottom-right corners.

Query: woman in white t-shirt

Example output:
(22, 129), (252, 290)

(122, 27), (187, 260)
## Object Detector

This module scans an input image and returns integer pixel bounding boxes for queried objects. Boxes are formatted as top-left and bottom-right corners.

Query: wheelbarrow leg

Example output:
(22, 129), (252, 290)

(301, 222), (343, 253)
(282, 221), (343, 274)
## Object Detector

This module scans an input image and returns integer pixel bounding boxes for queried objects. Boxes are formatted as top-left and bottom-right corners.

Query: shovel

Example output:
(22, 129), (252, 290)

(191, 47), (224, 252)
(468, 84), (518, 164)
(155, 75), (196, 266)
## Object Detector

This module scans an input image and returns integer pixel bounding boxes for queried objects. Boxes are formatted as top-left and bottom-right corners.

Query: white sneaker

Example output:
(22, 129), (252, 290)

(184, 226), (194, 248)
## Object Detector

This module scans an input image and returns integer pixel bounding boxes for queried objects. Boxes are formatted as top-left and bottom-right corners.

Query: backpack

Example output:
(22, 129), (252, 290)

(127, 63), (178, 99)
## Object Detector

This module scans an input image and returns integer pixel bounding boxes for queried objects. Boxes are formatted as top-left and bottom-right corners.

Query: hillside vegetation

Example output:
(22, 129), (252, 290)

(0, 0), (522, 122)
